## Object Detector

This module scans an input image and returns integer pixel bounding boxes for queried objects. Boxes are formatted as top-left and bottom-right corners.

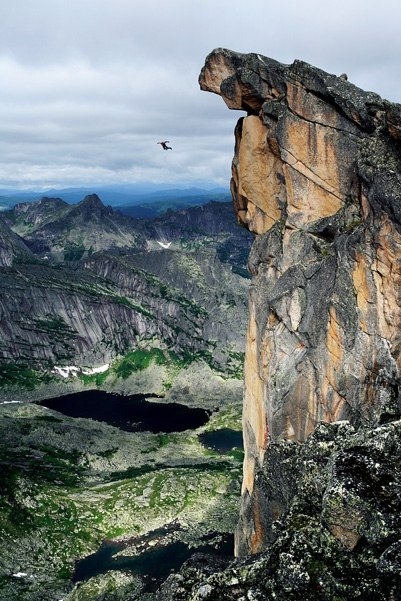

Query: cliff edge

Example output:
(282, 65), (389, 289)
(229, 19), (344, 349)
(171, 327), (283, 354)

(199, 48), (401, 557)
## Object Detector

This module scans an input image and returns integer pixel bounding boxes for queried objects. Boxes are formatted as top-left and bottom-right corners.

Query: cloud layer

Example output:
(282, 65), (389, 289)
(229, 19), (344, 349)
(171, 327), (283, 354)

(1, 0), (400, 190)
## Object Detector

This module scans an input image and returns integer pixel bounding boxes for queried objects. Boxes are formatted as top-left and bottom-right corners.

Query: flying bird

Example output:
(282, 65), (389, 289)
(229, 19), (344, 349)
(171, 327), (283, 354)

(157, 140), (172, 150)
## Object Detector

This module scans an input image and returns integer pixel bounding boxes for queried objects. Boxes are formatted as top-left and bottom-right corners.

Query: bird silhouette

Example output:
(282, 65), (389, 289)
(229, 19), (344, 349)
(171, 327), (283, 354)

(157, 140), (172, 150)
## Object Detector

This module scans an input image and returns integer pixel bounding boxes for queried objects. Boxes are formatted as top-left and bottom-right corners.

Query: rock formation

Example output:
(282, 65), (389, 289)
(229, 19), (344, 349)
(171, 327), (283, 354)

(6, 194), (145, 260)
(199, 48), (401, 557)
(158, 420), (401, 601)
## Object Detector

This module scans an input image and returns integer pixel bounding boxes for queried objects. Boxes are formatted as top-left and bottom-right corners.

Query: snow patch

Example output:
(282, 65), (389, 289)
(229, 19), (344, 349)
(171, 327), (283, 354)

(0, 400), (22, 405)
(52, 364), (109, 378)
(157, 240), (172, 249)
(83, 364), (109, 375)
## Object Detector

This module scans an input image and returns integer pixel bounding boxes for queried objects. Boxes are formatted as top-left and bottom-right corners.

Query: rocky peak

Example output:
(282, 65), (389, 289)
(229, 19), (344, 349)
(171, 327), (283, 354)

(13, 196), (68, 213)
(7, 197), (70, 232)
(200, 48), (401, 556)
(73, 193), (113, 218)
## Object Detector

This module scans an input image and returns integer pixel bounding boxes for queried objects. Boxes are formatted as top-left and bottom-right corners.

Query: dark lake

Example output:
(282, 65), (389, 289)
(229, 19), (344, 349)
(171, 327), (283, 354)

(36, 389), (210, 433)
(73, 539), (192, 589)
(72, 523), (233, 592)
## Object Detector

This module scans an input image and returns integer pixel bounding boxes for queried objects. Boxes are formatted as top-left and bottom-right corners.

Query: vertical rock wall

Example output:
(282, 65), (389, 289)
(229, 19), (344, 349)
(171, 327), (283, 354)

(200, 48), (401, 555)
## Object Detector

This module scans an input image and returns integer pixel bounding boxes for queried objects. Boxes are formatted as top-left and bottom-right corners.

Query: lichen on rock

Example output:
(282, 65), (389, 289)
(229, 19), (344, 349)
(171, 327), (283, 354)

(157, 420), (401, 600)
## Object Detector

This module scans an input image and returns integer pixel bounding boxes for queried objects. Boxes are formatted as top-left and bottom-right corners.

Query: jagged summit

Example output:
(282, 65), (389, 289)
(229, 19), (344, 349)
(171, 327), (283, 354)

(75, 193), (112, 215)
(5, 193), (144, 260)
(7, 197), (71, 232)
(66, 193), (115, 222)
(18, 196), (68, 209)
(81, 193), (103, 204)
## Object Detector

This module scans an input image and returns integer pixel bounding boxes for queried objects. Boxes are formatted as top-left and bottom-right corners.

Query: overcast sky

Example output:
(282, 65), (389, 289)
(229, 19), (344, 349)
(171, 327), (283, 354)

(1, 0), (400, 191)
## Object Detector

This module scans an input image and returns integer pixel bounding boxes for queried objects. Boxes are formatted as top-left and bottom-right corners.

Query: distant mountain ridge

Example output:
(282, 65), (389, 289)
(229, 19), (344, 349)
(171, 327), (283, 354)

(0, 184), (231, 215)
(2, 193), (251, 268)
(3, 194), (145, 260)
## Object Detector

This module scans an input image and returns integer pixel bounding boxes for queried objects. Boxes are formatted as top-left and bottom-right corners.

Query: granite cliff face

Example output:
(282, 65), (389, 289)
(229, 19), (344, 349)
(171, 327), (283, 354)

(199, 48), (401, 558)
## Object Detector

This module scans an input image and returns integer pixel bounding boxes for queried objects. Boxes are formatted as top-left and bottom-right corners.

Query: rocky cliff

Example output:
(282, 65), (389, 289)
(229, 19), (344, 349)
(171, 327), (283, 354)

(199, 48), (401, 559)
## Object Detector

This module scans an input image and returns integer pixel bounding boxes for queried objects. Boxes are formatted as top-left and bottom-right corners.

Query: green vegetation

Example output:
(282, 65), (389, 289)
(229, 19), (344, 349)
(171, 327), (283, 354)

(225, 350), (245, 379)
(79, 368), (109, 387)
(34, 414), (63, 423)
(112, 347), (194, 380)
(0, 363), (53, 390)
(34, 315), (76, 337)
(64, 241), (86, 261)
(114, 347), (168, 378)
(0, 401), (242, 600)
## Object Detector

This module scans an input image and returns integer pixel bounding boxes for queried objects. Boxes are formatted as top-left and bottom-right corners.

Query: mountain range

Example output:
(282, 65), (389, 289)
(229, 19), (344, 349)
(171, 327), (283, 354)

(0, 184), (231, 217)
(0, 193), (252, 398)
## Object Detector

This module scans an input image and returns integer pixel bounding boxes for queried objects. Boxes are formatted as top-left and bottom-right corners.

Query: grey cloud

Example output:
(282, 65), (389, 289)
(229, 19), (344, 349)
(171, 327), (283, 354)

(1, 0), (400, 190)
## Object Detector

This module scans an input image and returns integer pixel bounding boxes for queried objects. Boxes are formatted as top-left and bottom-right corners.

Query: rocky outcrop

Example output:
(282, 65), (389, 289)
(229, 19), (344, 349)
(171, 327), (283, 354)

(0, 217), (34, 267)
(158, 419), (401, 600)
(199, 48), (401, 556)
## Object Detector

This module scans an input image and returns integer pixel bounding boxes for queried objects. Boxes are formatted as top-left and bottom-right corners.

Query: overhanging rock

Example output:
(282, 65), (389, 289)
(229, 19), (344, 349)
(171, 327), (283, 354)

(200, 48), (401, 555)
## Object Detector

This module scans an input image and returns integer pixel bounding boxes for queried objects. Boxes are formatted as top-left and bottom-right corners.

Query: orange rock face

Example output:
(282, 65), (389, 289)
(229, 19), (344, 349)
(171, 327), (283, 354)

(200, 48), (401, 555)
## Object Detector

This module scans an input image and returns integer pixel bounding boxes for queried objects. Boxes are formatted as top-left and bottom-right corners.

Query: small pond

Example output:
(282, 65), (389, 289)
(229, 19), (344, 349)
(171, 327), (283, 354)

(198, 428), (243, 453)
(36, 389), (209, 433)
